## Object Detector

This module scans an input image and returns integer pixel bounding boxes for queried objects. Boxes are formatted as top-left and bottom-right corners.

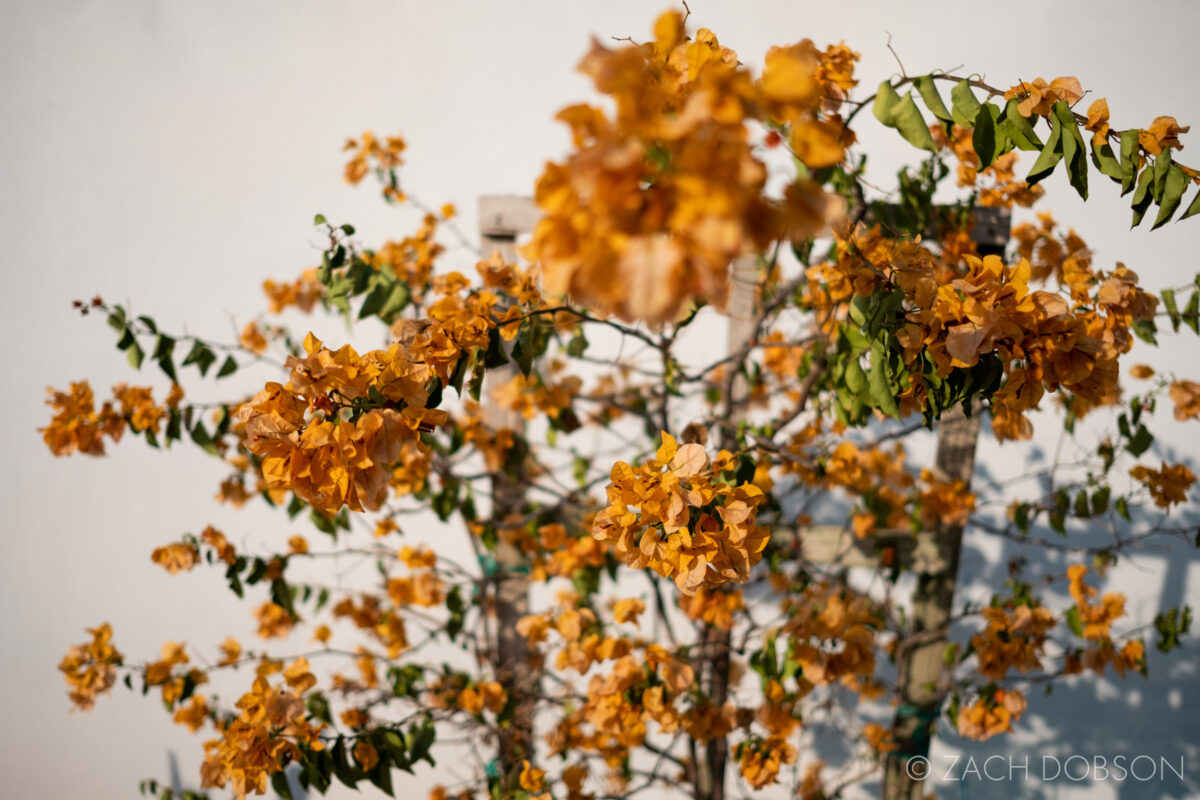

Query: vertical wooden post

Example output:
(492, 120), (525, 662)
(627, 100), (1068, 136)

(699, 254), (758, 800)
(882, 209), (1009, 800)
(882, 406), (980, 799)
(479, 195), (539, 784)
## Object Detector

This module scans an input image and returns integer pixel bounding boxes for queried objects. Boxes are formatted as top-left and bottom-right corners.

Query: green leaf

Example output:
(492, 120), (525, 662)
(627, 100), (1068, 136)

(127, 340), (145, 369)
(914, 75), (953, 126)
(216, 355), (238, 378)
(1125, 424), (1154, 457)
(1116, 495), (1131, 521)
(847, 297), (868, 328)
(359, 279), (411, 323)
(893, 93), (939, 153)
(1153, 148), (1173, 199)
(152, 335), (174, 361)
(357, 278), (388, 319)
(1131, 318), (1157, 345)
(873, 81), (903, 125)
(447, 352), (470, 395)
(1131, 167), (1155, 228)
(1065, 606), (1083, 637)
(157, 356), (178, 383)
(368, 759), (394, 797)
(313, 213), (327, 225)
(310, 509), (337, 536)
(245, 558), (268, 586)
(566, 328), (588, 357)
(950, 80), (981, 127)
(1090, 138), (1123, 181)
(1000, 99), (1043, 151)
(190, 422), (219, 455)
(446, 585), (465, 641)
(1012, 502), (1030, 534)
(1054, 101), (1088, 200)
(1180, 185), (1200, 221)
(873, 81), (937, 152)
(468, 356), (486, 402)
(271, 772), (294, 800)
(115, 327), (136, 351)
(165, 409), (182, 443)
(1118, 129), (1140, 195)
(1184, 290), (1200, 334)
(483, 327), (509, 368)
(1154, 606), (1192, 653)
(331, 737), (359, 789)
(1027, 111), (1063, 186)
(107, 305), (127, 333)
(868, 342), (900, 418)
(972, 103), (1001, 169)
(1073, 490), (1091, 518)
(1153, 164), (1188, 229)
(513, 321), (536, 377)
(844, 357), (867, 396)
(1162, 289), (1181, 331)
(181, 341), (217, 376)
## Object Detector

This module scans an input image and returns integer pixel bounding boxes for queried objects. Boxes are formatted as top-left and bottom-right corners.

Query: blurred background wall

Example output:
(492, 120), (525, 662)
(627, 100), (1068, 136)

(3, 2), (1198, 798)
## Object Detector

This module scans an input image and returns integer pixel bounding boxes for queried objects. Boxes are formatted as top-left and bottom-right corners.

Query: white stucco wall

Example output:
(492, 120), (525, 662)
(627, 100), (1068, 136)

(3, 2), (1199, 798)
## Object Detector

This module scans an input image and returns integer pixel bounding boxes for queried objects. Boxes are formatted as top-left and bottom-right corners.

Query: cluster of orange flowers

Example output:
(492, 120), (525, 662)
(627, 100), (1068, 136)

(786, 439), (975, 538)
(343, 131), (406, 193)
(934, 124), (1043, 208)
(546, 644), (735, 778)
(1066, 566), (1125, 641)
(1171, 379), (1200, 420)
(455, 399), (517, 474)
(1136, 116), (1191, 156)
(903, 254), (1155, 439)
(1012, 213), (1095, 298)
(41, 382), (123, 456)
(240, 322), (269, 354)
(366, 216), (446, 298)
(1081, 93), (1191, 157)
(524, 10), (849, 324)
(263, 267), (323, 314)
(255, 601), (296, 639)
(473, 519), (610, 583)
(329, 594), (407, 659)
(493, 371), (582, 422)
(1004, 76), (1083, 118)
(1130, 461), (1196, 508)
(956, 687), (1027, 741)
(759, 330), (809, 390)
(200, 661), (325, 799)
(58, 623), (123, 711)
(387, 563), (445, 610)
(678, 586), (744, 631)
(735, 734), (798, 789)
(781, 582), (882, 695)
(234, 332), (450, 513)
(42, 381), (181, 456)
(1063, 565), (1144, 677)
(971, 601), (1056, 680)
(592, 433), (768, 594)
(151, 541), (200, 574)
(457, 680), (506, 717)
(144, 641), (207, 707)
(804, 213), (1158, 440)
